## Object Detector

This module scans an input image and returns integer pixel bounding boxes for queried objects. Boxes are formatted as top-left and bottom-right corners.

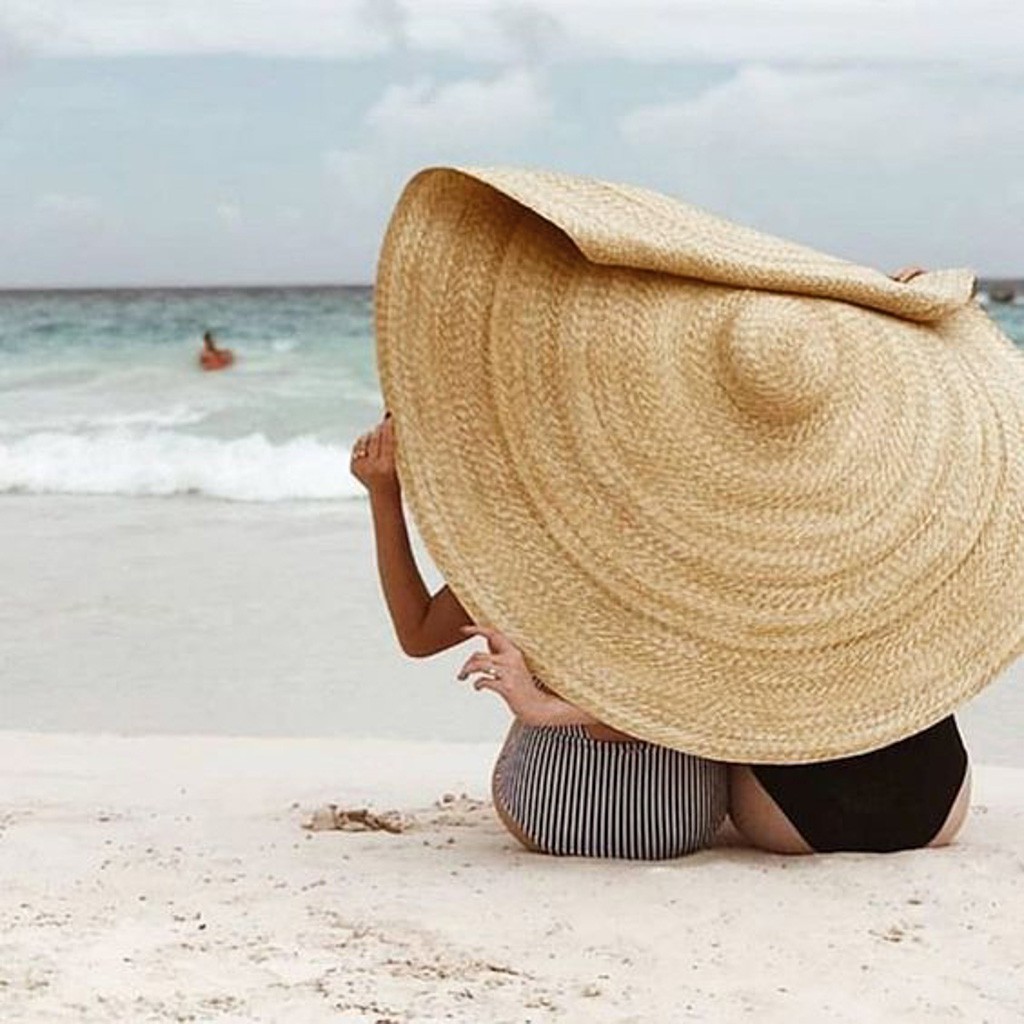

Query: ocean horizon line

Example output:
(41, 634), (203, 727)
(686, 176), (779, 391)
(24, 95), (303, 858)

(0, 277), (1020, 295)
(0, 281), (375, 295)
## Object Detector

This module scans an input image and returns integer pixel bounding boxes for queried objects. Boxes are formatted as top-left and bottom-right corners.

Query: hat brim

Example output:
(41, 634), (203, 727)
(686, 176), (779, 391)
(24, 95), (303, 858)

(376, 167), (1024, 763)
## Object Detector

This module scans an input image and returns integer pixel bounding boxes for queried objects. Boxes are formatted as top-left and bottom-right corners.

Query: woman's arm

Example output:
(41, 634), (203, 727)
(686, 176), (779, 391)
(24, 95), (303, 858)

(352, 417), (471, 656)
(354, 420), (633, 739)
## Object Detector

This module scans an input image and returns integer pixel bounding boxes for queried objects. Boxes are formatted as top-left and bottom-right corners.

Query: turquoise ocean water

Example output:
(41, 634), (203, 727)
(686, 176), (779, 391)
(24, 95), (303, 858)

(0, 287), (379, 501)
(0, 285), (1021, 501)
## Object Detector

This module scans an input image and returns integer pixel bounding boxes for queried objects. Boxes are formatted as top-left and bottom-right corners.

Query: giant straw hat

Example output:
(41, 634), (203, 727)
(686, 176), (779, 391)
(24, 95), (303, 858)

(375, 166), (1024, 763)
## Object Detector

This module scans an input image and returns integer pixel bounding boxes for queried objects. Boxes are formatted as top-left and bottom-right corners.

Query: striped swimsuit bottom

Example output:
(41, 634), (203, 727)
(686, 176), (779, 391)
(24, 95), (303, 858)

(492, 722), (727, 860)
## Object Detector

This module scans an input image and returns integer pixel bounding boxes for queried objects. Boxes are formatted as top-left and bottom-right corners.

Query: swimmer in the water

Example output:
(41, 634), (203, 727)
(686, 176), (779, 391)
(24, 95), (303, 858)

(199, 329), (234, 370)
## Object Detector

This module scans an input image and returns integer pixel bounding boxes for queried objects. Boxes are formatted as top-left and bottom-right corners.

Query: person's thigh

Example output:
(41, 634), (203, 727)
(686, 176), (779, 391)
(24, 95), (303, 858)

(491, 763), (542, 853)
(729, 765), (813, 854)
(928, 767), (971, 848)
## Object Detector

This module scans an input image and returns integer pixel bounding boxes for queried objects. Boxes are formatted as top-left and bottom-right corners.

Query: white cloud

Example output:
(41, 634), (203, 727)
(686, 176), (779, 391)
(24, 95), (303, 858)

(621, 65), (1024, 174)
(401, 2), (563, 64)
(0, 20), (28, 87)
(364, 69), (550, 145)
(324, 68), (551, 194)
(3, 0), (1021, 65)
(215, 202), (242, 226)
(491, 4), (562, 64)
(545, 0), (1024, 65)
(355, 0), (408, 51)
(36, 192), (105, 225)
(2, 1), (391, 58)
(617, 66), (1024, 269)
(0, 0), (560, 62)
(621, 66), (969, 168)
(324, 68), (552, 272)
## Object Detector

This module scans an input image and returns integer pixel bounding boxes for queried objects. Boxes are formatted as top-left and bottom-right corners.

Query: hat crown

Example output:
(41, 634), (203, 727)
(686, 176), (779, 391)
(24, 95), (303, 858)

(718, 296), (838, 425)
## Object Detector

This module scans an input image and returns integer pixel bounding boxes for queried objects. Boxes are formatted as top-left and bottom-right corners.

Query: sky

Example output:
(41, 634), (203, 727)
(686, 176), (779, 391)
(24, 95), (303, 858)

(0, 0), (1022, 287)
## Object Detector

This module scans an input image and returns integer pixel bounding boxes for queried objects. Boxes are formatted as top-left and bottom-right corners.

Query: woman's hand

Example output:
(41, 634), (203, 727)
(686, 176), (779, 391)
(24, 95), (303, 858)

(457, 626), (552, 726)
(457, 625), (633, 736)
(351, 415), (398, 493)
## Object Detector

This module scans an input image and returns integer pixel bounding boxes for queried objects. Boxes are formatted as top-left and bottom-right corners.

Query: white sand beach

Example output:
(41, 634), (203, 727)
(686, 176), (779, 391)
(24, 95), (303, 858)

(2, 732), (1023, 1023)
(0, 495), (507, 742)
(2, 495), (1024, 1021)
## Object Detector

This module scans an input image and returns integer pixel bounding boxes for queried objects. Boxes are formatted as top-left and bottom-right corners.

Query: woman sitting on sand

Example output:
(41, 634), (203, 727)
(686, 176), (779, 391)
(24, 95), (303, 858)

(725, 266), (975, 855)
(351, 415), (728, 860)
(360, 167), (1024, 859)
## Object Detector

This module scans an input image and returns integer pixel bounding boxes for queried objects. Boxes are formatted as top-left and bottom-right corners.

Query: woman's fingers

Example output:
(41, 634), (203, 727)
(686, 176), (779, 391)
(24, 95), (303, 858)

(349, 433), (370, 466)
(461, 624), (515, 654)
(457, 651), (503, 680)
(472, 676), (507, 695)
(368, 424), (383, 460)
(350, 419), (391, 461)
(457, 653), (481, 678)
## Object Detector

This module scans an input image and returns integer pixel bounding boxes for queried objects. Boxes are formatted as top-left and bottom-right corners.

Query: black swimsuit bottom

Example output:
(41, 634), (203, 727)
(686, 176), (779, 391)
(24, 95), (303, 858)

(751, 716), (967, 853)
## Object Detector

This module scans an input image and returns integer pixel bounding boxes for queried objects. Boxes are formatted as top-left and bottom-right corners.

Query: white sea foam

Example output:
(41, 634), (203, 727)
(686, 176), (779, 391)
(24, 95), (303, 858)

(0, 429), (362, 502)
(0, 405), (208, 436)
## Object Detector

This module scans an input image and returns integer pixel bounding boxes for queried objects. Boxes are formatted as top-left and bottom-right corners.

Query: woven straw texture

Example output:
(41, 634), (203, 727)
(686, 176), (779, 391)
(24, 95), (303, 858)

(375, 166), (1024, 763)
